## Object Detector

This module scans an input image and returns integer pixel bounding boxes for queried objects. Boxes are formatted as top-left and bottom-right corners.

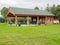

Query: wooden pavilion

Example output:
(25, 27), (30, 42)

(6, 7), (54, 26)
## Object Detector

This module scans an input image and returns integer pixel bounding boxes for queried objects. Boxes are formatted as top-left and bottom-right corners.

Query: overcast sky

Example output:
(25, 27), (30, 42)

(0, 0), (60, 10)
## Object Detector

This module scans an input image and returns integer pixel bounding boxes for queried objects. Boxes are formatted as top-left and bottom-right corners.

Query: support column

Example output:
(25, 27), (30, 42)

(27, 16), (30, 25)
(37, 16), (40, 25)
(15, 16), (18, 26)
(6, 17), (9, 23)
(6, 17), (10, 24)
(51, 16), (54, 24)
(45, 16), (48, 24)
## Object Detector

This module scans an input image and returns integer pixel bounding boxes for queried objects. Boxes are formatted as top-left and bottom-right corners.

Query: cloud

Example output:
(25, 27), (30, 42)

(0, 0), (60, 10)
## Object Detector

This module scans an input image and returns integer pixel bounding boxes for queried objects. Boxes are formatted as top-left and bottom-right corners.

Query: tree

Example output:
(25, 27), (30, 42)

(34, 6), (39, 10)
(45, 4), (51, 12)
(0, 17), (5, 23)
(1, 7), (8, 19)
(55, 5), (60, 23)
(51, 5), (56, 15)
(50, 5), (60, 23)
(11, 18), (15, 23)
(55, 5), (60, 16)
(46, 4), (60, 23)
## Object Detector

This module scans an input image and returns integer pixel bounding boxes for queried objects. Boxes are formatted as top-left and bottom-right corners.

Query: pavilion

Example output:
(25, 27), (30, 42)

(6, 7), (54, 26)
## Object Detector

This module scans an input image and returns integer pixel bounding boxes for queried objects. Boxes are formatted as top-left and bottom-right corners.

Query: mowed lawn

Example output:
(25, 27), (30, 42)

(0, 23), (60, 45)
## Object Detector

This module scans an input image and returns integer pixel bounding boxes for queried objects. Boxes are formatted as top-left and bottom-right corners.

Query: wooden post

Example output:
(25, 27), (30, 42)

(6, 17), (9, 23)
(37, 16), (39, 25)
(27, 16), (30, 25)
(45, 16), (48, 24)
(51, 16), (54, 24)
(15, 16), (18, 26)
(6, 17), (10, 24)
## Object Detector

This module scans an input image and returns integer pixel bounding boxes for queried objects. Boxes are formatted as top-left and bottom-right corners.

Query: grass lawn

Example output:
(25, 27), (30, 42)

(0, 23), (60, 45)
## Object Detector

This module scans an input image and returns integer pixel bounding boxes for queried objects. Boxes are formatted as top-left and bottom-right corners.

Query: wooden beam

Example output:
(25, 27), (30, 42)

(15, 16), (18, 26)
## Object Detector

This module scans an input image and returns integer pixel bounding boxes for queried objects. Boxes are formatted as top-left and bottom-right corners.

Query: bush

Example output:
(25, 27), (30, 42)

(0, 18), (5, 23)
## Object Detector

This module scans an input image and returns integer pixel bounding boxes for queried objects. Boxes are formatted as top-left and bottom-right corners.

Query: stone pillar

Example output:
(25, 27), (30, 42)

(37, 16), (40, 25)
(27, 16), (30, 25)
(15, 16), (18, 26)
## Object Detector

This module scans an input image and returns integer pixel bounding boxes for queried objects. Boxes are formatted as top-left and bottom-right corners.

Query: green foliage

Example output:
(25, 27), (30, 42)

(11, 18), (15, 23)
(51, 5), (56, 15)
(18, 17), (27, 24)
(1, 7), (8, 19)
(50, 5), (60, 17)
(34, 6), (39, 10)
(45, 4), (51, 12)
(47, 4), (60, 23)
(55, 5), (60, 22)
(0, 17), (5, 23)
(55, 5), (60, 16)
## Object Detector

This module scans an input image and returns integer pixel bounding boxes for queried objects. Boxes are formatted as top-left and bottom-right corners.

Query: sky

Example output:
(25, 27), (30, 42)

(0, 0), (60, 10)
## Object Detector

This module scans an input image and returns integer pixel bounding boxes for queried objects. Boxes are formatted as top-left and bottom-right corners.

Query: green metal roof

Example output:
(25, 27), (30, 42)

(10, 7), (54, 16)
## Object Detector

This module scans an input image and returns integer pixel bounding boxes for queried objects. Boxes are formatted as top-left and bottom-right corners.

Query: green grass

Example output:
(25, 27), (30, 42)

(0, 23), (60, 45)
